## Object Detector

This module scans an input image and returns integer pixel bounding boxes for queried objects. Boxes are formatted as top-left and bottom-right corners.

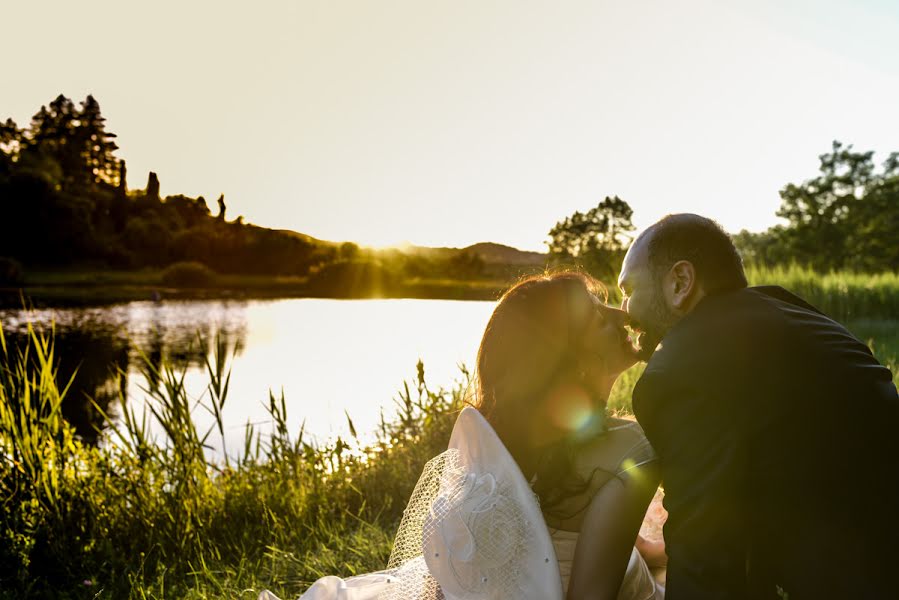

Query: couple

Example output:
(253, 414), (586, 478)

(271, 215), (898, 600)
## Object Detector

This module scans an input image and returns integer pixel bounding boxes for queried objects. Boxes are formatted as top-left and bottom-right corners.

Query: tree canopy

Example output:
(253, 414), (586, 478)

(546, 195), (635, 278)
(735, 141), (898, 272)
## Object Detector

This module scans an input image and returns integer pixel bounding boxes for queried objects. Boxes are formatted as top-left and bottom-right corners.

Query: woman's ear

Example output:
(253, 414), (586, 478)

(664, 260), (701, 314)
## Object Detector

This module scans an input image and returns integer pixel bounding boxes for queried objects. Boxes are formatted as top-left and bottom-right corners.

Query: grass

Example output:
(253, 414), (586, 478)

(745, 265), (899, 322)
(0, 325), (466, 599)
(0, 268), (896, 598)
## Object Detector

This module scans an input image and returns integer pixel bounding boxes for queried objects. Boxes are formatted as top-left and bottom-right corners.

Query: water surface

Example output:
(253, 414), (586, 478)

(0, 298), (496, 455)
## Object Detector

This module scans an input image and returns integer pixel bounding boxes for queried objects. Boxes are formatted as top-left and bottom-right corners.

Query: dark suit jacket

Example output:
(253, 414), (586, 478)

(633, 286), (898, 600)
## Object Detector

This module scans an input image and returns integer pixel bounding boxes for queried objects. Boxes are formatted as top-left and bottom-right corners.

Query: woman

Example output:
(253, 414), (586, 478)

(265, 272), (665, 600)
(473, 271), (664, 600)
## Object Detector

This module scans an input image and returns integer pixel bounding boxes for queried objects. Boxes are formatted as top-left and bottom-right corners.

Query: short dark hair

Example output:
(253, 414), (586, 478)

(643, 214), (747, 294)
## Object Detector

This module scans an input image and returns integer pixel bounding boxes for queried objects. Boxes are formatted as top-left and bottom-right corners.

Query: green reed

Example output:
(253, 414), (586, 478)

(744, 265), (899, 321)
(0, 323), (466, 599)
(0, 281), (895, 598)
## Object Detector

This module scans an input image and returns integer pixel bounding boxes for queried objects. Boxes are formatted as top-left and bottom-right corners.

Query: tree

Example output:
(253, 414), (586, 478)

(75, 94), (119, 187)
(339, 241), (360, 260)
(546, 196), (635, 278)
(23, 95), (80, 189)
(0, 118), (21, 161)
(737, 141), (899, 272)
(776, 140), (877, 270)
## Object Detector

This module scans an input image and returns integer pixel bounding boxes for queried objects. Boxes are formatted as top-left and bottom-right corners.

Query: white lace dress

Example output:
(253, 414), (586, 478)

(262, 412), (663, 600)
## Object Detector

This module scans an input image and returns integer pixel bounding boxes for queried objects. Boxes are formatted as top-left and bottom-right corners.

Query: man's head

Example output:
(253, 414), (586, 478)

(618, 214), (747, 360)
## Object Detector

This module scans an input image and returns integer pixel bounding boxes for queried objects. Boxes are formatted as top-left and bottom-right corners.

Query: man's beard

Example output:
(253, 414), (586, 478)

(634, 284), (678, 361)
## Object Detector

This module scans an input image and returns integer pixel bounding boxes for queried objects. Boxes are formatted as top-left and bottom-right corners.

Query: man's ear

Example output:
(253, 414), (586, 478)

(664, 260), (701, 314)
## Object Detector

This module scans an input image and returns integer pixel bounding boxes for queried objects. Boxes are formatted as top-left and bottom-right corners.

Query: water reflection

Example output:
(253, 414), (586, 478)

(0, 301), (249, 444)
(0, 299), (495, 455)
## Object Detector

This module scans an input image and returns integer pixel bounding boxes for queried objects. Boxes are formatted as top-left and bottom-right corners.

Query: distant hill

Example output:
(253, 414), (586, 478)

(375, 241), (545, 265)
(277, 229), (547, 266)
(275, 230), (338, 247)
(461, 242), (546, 265)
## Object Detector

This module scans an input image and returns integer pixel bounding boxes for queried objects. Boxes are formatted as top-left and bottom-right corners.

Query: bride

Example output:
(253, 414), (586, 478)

(263, 272), (666, 600)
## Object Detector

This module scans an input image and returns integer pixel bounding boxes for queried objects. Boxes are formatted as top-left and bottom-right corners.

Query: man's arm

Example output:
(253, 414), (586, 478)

(634, 371), (750, 600)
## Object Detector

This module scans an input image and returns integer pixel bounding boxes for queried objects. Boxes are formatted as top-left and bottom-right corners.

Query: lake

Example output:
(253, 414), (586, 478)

(0, 298), (497, 456)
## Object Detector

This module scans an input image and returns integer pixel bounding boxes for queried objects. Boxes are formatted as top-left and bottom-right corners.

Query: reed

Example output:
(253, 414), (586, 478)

(744, 265), (899, 321)
(0, 324), (465, 599)
(0, 301), (895, 598)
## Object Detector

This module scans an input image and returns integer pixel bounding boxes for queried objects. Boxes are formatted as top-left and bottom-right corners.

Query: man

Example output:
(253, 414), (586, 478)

(619, 214), (898, 599)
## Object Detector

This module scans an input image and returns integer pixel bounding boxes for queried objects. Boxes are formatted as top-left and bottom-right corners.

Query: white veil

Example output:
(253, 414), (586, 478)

(264, 407), (563, 600)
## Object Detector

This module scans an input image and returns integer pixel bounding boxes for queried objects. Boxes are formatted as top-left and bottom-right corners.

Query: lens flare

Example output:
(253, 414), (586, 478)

(546, 384), (597, 434)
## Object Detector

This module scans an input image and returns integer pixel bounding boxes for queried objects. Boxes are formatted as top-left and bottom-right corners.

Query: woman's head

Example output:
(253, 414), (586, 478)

(473, 271), (636, 466)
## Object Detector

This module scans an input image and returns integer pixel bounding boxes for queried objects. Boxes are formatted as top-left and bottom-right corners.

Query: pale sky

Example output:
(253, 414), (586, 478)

(4, 0), (899, 251)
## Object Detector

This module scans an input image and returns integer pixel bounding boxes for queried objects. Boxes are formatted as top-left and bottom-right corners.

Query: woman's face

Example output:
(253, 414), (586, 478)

(581, 293), (639, 380)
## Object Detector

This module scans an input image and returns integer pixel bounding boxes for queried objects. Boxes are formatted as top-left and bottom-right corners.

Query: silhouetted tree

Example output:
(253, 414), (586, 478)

(547, 196), (635, 278)
(117, 159), (127, 198)
(146, 171), (160, 201)
(217, 194), (226, 221)
(75, 95), (119, 187)
(339, 241), (360, 260)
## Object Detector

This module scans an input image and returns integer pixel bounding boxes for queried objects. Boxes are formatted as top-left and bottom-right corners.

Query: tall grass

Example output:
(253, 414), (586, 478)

(744, 265), (899, 322)
(1, 267), (896, 598)
(0, 324), (466, 599)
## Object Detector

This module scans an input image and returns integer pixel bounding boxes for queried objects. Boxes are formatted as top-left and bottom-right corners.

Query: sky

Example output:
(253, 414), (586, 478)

(4, 0), (899, 251)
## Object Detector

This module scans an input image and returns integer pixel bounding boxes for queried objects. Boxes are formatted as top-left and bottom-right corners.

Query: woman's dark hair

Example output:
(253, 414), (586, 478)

(645, 214), (748, 294)
(472, 271), (610, 516)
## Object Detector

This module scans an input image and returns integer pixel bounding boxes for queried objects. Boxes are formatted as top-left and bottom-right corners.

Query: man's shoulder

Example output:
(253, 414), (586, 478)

(634, 287), (799, 400)
(648, 286), (804, 360)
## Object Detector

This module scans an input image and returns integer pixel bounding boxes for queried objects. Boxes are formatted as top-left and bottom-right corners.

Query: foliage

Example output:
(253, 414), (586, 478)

(161, 262), (219, 288)
(307, 260), (400, 297)
(0, 324), (466, 598)
(0, 94), (536, 292)
(547, 196), (635, 278)
(0, 286), (895, 597)
(735, 141), (899, 272)
(0, 95), (328, 278)
(743, 265), (899, 322)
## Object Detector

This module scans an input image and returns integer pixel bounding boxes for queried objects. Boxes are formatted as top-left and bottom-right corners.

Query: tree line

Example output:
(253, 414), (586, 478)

(0, 94), (514, 287)
(1, 95), (896, 288)
(0, 94), (329, 278)
(547, 141), (898, 277)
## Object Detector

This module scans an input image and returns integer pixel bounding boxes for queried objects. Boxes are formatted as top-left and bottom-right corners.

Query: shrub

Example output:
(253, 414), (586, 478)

(307, 260), (398, 297)
(160, 261), (218, 288)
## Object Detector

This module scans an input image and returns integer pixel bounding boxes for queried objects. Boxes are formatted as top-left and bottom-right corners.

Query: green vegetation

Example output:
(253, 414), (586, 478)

(0, 325), (465, 598)
(1, 296), (895, 598)
(745, 265), (899, 322)
(733, 141), (898, 273)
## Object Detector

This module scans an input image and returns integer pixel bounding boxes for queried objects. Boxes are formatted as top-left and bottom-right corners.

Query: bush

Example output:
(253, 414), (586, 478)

(0, 257), (24, 286)
(160, 261), (218, 288)
(307, 260), (398, 297)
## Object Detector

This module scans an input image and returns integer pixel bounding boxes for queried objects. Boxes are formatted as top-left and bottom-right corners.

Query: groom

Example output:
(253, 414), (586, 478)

(618, 214), (898, 599)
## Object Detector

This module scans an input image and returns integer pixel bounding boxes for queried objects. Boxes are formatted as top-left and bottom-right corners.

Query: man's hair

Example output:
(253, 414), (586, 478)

(642, 214), (748, 294)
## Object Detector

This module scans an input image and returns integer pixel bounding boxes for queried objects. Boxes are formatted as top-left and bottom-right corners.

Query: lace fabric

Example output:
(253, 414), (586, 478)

(263, 407), (564, 600)
(381, 407), (563, 599)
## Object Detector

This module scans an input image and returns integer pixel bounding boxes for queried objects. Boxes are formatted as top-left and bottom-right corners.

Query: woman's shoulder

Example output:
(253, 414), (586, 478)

(575, 416), (656, 480)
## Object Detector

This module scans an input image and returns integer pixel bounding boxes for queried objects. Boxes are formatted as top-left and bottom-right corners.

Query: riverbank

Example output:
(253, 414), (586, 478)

(4, 266), (899, 323)
(0, 270), (509, 307)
